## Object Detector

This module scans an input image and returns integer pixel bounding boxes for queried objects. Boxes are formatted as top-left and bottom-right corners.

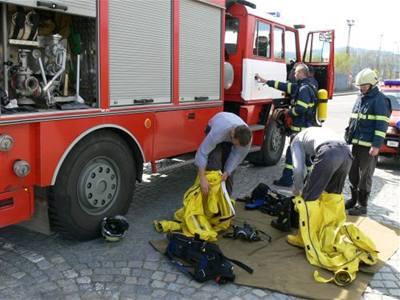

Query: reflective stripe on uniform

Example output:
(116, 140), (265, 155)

(296, 100), (309, 108)
(370, 115), (390, 122)
(291, 107), (298, 116)
(351, 139), (372, 147)
(274, 81), (279, 89)
(285, 164), (293, 170)
(374, 130), (386, 138)
(290, 125), (304, 132)
(288, 82), (292, 94)
(350, 113), (389, 123)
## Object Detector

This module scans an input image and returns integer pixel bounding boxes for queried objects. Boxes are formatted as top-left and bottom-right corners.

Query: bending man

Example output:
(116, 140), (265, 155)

(195, 112), (252, 195)
(291, 127), (352, 202)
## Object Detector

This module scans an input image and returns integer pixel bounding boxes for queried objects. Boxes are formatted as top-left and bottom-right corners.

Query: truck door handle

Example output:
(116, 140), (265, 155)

(187, 112), (195, 119)
(37, 1), (68, 11)
(194, 96), (209, 101)
(133, 98), (154, 104)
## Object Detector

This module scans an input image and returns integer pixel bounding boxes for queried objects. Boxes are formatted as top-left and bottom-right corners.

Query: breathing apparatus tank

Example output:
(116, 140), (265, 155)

(317, 89), (328, 123)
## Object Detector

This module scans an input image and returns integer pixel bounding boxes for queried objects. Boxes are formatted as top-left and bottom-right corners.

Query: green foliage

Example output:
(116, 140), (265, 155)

(335, 48), (400, 79)
(335, 51), (356, 73)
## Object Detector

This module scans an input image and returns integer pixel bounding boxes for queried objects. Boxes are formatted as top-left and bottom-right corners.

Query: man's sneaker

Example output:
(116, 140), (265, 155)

(273, 179), (293, 187)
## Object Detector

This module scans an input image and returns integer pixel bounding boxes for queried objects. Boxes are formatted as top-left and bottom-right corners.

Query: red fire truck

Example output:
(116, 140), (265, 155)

(0, 0), (334, 240)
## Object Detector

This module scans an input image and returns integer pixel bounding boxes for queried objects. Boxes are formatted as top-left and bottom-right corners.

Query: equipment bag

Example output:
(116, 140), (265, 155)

(166, 233), (253, 284)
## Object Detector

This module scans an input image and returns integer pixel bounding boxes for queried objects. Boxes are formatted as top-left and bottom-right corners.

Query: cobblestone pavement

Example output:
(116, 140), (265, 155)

(0, 151), (399, 300)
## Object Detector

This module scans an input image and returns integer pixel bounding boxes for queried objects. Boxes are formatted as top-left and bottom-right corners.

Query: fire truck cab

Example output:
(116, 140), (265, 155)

(0, 0), (334, 240)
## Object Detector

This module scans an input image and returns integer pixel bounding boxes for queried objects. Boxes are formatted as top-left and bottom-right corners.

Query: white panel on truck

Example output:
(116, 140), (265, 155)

(179, 0), (221, 102)
(108, 0), (172, 106)
(1, 0), (96, 17)
(242, 59), (287, 101)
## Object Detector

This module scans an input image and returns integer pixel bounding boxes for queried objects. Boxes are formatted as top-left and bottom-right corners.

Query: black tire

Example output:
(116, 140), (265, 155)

(49, 131), (136, 240)
(248, 120), (285, 166)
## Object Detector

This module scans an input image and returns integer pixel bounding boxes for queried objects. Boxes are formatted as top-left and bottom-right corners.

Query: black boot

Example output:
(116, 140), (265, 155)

(345, 186), (358, 210)
(348, 190), (369, 216)
(271, 198), (292, 232)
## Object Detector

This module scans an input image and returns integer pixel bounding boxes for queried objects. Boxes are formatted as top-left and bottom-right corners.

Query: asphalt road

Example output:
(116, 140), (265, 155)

(0, 93), (399, 300)
(325, 93), (358, 135)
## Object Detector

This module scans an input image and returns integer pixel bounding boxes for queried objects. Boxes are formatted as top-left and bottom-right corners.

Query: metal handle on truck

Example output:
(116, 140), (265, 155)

(134, 98), (154, 104)
(37, 1), (68, 12)
(194, 96), (209, 101)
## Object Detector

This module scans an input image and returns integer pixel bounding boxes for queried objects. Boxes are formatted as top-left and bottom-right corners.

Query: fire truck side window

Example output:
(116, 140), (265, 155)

(225, 16), (239, 55)
(285, 30), (297, 64)
(253, 21), (271, 58)
(273, 26), (284, 60)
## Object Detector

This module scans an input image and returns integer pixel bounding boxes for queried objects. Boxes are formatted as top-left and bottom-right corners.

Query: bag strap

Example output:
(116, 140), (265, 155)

(222, 254), (253, 274)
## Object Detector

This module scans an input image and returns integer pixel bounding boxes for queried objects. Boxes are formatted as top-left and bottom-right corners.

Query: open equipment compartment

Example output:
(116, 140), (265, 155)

(0, 0), (98, 114)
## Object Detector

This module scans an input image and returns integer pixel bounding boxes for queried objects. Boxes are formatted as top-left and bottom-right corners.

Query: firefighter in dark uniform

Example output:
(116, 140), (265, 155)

(255, 63), (318, 187)
(345, 68), (391, 215)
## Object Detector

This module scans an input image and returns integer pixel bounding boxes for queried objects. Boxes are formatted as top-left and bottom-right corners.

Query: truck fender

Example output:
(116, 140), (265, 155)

(51, 124), (145, 185)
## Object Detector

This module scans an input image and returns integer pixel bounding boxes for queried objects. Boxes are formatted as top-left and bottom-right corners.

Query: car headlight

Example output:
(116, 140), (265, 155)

(387, 126), (398, 135)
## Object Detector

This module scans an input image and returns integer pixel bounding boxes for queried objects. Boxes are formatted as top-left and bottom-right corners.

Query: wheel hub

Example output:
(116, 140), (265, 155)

(78, 158), (119, 215)
(271, 127), (283, 152)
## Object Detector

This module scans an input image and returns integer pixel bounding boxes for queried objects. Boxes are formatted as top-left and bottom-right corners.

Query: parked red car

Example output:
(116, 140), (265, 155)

(380, 80), (400, 157)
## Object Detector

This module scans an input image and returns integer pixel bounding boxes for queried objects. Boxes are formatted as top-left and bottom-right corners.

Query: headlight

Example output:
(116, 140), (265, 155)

(387, 126), (398, 135)
(224, 62), (234, 90)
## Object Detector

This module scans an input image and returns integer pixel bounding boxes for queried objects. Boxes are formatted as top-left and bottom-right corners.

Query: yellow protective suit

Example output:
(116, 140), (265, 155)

(154, 171), (235, 241)
(293, 193), (378, 286)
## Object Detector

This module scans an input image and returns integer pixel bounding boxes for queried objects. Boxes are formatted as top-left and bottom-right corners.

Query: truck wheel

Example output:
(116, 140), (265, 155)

(248, 120), (285, 166)
(49, 132), (136, 240)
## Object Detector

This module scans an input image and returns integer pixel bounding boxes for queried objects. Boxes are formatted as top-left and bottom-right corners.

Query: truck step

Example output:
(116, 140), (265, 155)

(249, 124), (265, 132)
(249, 145), (261, 153)
(145, 153), (196, 174)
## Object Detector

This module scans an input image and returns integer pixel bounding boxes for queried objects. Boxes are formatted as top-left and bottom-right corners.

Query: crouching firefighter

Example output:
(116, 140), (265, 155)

(255, 63), (318, 187)
(285, 127), (378, 286)
(288, 127), (352, 247)
(344, 68), (391, 216)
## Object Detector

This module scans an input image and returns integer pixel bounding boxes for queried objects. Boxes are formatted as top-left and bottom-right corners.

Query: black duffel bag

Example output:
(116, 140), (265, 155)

(165, 233), (253, 284)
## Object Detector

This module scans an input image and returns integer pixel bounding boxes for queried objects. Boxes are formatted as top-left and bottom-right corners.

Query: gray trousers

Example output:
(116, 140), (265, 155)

(302, 143), (353, 201)
(349, 145), (378, 193)
(206, 142), (233, 195)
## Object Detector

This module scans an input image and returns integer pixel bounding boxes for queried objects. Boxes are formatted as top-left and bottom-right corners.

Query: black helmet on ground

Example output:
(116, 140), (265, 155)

(101, 215), (129, 242)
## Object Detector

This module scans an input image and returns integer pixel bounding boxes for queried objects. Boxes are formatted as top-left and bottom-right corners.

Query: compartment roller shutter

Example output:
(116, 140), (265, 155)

(108, 0), (172, 106)
(179, 0), (222, 102)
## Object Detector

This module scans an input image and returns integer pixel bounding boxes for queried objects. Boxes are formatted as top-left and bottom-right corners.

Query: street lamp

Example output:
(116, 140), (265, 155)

(346, 19), (355, 55)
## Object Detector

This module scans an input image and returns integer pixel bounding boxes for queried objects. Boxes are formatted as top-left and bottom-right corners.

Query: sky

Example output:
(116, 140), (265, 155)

(253, 0), (400, 53)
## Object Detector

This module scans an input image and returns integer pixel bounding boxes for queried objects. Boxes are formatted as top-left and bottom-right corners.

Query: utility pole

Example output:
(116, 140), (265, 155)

(377, 34), (383, 74)
(395, 41), (400, 78)
(346, 19), (355, 55)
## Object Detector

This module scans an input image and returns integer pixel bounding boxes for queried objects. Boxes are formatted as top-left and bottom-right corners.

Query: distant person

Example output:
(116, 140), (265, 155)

(195, 112), (252, 195)
(344, 68), (391, 215)
(255, 63), (318, 187)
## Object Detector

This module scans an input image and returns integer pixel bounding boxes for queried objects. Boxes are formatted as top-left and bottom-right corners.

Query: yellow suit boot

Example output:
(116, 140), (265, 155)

(287, 231), (304, 248)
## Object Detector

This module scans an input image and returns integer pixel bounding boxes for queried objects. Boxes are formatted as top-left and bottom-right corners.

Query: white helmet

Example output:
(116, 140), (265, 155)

(355, 68), (378, 86)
